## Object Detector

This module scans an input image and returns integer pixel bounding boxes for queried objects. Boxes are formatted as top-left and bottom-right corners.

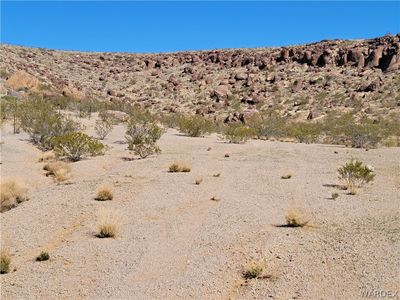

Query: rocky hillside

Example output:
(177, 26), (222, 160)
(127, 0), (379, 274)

(1, 34), (400, 122)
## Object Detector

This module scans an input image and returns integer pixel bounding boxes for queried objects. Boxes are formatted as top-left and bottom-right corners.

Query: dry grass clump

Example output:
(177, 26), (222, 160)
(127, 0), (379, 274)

(213, 172), (221, 177)
(0, 250), (11, 274)
(37, 151), (55, 162)
(95, 184), (114, 201)
(242, 260), (271, 280)
(96, 208), (119, 238)
(224, 153), (230, 158)
(43, 161), (71, 182)
(36, 251), (50, 262)
(194, 177), (203, 185)
(281, 174), (292, 179)
(285, 209), (309, 227)
(0, 178), (28, 212)
(168, 162), (191, 173)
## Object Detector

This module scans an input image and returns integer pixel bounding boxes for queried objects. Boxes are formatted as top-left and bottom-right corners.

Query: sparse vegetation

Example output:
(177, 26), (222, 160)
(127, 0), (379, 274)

(338, 159), (375, 190)
(0, 178), (28, 212)
(43, 161), (71, 182)
(94, 119), (113, 140)
(331, 192), (339, 200)
(52, 132), (105, 161)
(195, 177), (203, 185)
(36, 251), (50, 262)
(18, 97), (80, 149)
(223, 123), (254, 144)
(213, 172), (221, 177)
(96, 208), (119, 238)
(242, 260), (270, 280)
(285, 210), (309, 227)
(224, 153), (230, 158)
(125, 118), (164, 158)
(210, 196), (220, 202)
(168, 162), (191, 173)
(178, 115), (214, 137)
(0, 250), (11, 274)
(281, 174), (292, 179)
(95, 185), (114, 201)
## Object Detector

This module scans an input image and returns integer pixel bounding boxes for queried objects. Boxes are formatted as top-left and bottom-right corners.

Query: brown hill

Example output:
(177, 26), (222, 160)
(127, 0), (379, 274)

(1, 34), (400, 121)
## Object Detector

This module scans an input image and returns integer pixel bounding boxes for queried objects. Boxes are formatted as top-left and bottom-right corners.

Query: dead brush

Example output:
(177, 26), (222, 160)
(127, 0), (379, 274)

(168, 162), (191, 173)
(242, 259), (272, 280)
(43, 161), (71, 182)
(0, 178), (28, 212)
(96, 208), (120, 238)
(0, 250), (11, 274)
(285, 209), (310, 227)
(95, 184), (114, 201)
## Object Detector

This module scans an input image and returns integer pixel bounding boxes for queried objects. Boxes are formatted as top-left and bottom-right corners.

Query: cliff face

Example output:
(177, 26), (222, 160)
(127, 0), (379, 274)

(1, 34), (400, 121)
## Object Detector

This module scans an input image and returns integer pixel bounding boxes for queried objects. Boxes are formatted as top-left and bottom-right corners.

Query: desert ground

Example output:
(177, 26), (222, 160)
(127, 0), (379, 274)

(0, 114), (399, 300)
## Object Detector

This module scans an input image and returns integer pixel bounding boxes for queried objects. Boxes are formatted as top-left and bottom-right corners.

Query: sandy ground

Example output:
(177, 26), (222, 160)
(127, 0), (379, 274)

(0, 116), (399, 300)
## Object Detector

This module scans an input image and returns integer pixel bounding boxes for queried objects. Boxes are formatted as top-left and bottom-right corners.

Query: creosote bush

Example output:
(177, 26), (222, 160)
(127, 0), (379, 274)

(94, 119), (113, 140)
(52, 132), (105, 161)
(178, 115), (214, 137)
(18, 97), (80, 149)
(95, 185), (114, 201)
(337, 159), (375, 190)
(125, 118), (164, 158)
(0, 178), (28, 212)
(0, 250), (11, 274)
(168, 162), (191, 173)
(223, 123), (255, 144)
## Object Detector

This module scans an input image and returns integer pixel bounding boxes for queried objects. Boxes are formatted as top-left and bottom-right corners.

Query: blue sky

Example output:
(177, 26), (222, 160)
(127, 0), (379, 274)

(1, 1), (399, 53)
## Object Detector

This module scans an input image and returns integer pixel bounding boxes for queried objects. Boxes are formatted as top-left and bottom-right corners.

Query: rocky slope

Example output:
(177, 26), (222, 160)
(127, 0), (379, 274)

(1, 34), (400, 121)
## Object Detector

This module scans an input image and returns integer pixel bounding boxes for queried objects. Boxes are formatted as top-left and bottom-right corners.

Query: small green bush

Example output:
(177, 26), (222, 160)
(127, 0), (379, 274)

(36, 251), (50, 262)
(125, 118), (164, 158)
(178, 115), (214, 137)
(52, 132), (105, 161)
(94, 119), (113, 140)
(223, 123), (255, 144)
(287, 122), (321, 143)
(338, 159), (375, 189)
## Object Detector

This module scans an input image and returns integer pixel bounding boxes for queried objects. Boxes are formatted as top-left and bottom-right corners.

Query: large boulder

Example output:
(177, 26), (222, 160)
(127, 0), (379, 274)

(6, 70), (39, 91)
(211, 85), (232, 102)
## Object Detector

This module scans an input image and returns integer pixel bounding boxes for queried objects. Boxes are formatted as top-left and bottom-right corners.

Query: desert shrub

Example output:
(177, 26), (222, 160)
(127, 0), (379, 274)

(178, 115), (214, 137)
(94, 119), (113, 140)
(0, 250), (11, 274)
(51, 132), (105, 161)
(224, 153), (230, 158)
(252, 112), (288, 139)
(223, 123), (255, 144)
(18, 97), (80, 149)
(0, 178), (28, 212)
(195, 177), (203, 185)
(287, 122), (321, 143)
(285, 210), (309, 227)
(337, 159), (375, 190)
(331, 192), (339, 200)
(43, 161), (71, 182)
(96, 208), (119, 238)
(125, 118), (164, 158)
(36, 251), (50, 262)
(242, 260), (270, 280)
(95, 185), (113, 201)
(0, 96), (22, 133)
(168, 162), (191, 172)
